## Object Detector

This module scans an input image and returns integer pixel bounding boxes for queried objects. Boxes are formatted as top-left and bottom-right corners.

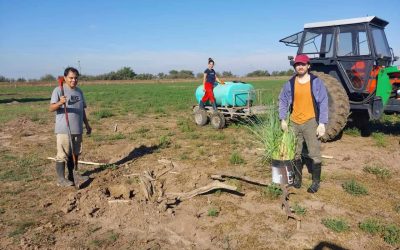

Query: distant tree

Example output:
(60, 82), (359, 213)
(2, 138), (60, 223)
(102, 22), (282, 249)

(16, 77), (26, 82)
(271, 71), (280, 76)
(246, 70), (270, 77)
(222, 71), (235, 77)
(196, 72), (204, 79)
(286, 69), (295, 75)
(278, 71), (286, 76)
(40, 74), (56, 82)
(135, 73), (155, 80)
(0, 75), (9, 82)
(114, 67), (136, 80)
(178, 70), (194, 79)
(157, 72), (167, 79)
(168, 70), (194, 79)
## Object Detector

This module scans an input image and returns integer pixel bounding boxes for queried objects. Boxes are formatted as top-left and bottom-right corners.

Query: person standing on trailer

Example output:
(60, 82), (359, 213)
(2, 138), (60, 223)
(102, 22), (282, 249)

(199, 58), (224, 112)
(278, 54), (328, 193)
(49, 67), (92, 187)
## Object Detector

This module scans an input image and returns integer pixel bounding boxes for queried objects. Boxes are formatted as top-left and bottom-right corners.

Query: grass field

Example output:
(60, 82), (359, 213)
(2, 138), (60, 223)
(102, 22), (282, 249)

(0, 79), (283, 123)
(1, 78), (400, 249)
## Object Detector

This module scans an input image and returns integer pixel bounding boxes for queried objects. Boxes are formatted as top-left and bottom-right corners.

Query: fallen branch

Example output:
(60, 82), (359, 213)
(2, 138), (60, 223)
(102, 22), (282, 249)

(322, 155), (334, 159)
(108, 199), (130, 204)
(166, 181), (241, 201)
(211, 174), (269, 187)
(47, 157), (103, 166)
(123, 173), (140, 177)
(139, 175), (153, 201)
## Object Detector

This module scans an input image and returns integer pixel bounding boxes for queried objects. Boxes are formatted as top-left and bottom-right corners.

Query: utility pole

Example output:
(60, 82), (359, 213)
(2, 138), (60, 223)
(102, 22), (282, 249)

(78, 60), (81, 74)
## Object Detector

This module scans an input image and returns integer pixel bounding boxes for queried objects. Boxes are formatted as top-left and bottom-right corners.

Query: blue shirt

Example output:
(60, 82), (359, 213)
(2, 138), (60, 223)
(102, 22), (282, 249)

(204, 68), (216, 83)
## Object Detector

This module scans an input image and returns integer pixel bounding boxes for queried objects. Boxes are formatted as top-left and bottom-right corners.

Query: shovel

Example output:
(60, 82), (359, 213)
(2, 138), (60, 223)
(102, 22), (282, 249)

(58, 76), (89, 189)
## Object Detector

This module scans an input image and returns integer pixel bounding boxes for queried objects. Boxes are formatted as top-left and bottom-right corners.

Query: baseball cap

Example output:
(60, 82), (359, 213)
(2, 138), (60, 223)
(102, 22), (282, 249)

(294, 54), (310, 64)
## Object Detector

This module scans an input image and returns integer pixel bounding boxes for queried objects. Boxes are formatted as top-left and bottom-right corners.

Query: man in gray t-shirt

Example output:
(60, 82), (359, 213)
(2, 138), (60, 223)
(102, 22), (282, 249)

(49, 67), (92, 187)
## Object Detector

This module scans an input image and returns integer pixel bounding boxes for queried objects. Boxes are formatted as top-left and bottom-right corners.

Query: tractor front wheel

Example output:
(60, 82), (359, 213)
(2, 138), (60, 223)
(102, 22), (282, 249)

(311, 71), (350, 142)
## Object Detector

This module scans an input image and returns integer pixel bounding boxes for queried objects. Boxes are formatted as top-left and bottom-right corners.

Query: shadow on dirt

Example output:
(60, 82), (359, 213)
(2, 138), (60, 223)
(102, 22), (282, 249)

(0, 97), (50, 104)
(313, 241), (349, 250)
(346, 119), (400, 136)
(83, 145), (159, 176)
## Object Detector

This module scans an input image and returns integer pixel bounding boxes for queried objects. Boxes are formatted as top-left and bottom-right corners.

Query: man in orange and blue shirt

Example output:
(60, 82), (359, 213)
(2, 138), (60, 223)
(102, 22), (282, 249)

(278, 54), (328, 193)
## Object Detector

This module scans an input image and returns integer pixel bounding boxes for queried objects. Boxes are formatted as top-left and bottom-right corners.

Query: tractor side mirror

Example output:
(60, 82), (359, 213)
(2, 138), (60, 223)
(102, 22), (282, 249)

(394, 56), (399, 62)
(288, 56), (294, 66)
(376, 53), (387, 66)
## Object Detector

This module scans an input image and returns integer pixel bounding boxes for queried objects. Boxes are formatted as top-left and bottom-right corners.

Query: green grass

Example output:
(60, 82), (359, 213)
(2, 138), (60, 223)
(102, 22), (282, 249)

(292, 202), (307, 216)
(359, 218), (383, 235)
(343, 127), (361, 137)
(176, 117), (195, 133)
(229, 151), (245, 165)
(261, 183), (283, 200)
(322, 218), (350, 233)
(135, 127), (150, 134)
(207, 207), (219, 217)
(371, 132), (387, 147)
(383, 224), (400, 245)
(342, 179), (368, 196)
(363, 165), (392, 179)
(8, 221), (36, 237)
(0, 79), (285, 124)
(108, 132), (126, 140)
(91, 109), (114, 119)
(0, 154), (44, 182)
(159, 135), (171, 149)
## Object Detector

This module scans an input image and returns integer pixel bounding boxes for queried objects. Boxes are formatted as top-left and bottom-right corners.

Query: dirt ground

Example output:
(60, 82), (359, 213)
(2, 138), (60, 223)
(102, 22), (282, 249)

(1, 111), (400, 250)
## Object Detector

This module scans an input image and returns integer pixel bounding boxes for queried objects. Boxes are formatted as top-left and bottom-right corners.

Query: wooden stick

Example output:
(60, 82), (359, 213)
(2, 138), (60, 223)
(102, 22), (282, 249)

(108, 200), (130, 204)
(47, 157), (103, 166)
(166, 181), (241, 201)
(321, 155), (334, 159)
(211, 174), (269, 187)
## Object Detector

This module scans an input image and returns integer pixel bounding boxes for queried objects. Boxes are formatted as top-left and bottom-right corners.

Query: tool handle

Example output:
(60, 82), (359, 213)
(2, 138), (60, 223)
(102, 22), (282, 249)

(58, 76), (75, 169)
(58, 76), (65, 96)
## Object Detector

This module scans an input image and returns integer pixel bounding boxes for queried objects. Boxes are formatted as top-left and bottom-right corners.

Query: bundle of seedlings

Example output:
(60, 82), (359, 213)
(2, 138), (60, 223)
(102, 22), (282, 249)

(249, 104), (296, 162)
(248, 103), (296, 185)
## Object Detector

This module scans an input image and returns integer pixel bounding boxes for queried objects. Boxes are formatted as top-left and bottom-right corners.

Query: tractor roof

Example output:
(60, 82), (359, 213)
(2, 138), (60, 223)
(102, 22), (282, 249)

(304, 16), (388, 28)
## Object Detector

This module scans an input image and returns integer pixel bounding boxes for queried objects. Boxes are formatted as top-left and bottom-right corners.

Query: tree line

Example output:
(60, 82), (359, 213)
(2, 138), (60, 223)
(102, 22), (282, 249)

(0, 67), (295, 82)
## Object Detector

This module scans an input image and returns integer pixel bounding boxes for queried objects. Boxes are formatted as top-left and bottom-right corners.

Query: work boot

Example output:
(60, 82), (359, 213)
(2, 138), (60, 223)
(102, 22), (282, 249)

(55, 161), (74, 187)
(67, 157), (74, 183)
(307, 162), (322, 193)
(293, 159), (303, 189)
(302, 156), (313, 174)
(199, 101), (205, 110)
(211, 102), (218, 113)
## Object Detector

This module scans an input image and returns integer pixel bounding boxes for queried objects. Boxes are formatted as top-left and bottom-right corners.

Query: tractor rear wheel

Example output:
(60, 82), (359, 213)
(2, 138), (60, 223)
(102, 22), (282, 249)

(311, 71), (350, 142)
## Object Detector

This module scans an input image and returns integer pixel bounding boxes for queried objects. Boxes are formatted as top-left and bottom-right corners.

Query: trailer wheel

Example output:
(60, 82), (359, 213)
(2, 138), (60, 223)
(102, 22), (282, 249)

(194, 110), (208, 126)
(311, 71), (350, 142)
(210, 113), (226, 129)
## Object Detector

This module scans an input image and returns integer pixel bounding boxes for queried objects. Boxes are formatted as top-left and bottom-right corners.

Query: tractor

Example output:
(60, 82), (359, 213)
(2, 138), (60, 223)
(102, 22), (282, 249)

(280, 16), (400, 141)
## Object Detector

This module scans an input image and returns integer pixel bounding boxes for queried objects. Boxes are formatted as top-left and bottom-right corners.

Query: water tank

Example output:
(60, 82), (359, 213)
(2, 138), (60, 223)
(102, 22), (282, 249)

(195, 81), (255, 107)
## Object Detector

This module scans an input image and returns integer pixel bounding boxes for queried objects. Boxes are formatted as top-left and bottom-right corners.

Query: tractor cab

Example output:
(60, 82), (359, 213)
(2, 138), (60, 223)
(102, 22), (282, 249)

(280, 16), (397, 94)
(280, 16), (400, 141)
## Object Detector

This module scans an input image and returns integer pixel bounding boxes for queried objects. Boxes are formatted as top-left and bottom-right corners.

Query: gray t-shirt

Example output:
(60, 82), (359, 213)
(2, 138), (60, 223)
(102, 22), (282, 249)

(50, 85), (87, 134)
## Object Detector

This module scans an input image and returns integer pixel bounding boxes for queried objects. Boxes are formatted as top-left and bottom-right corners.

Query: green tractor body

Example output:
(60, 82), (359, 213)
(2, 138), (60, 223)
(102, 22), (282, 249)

(280, 16), (400, 141)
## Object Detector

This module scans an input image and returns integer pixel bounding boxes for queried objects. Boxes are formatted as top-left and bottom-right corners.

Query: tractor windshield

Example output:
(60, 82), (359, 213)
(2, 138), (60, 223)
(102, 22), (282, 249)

(300, 27), (334, 58)
(337, 24), (370, 57)
(370, 26), (391, 58)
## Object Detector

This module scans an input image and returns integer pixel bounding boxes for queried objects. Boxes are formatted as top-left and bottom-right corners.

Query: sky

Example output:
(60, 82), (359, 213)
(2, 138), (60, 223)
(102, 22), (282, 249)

(1, 0), (400, 79)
